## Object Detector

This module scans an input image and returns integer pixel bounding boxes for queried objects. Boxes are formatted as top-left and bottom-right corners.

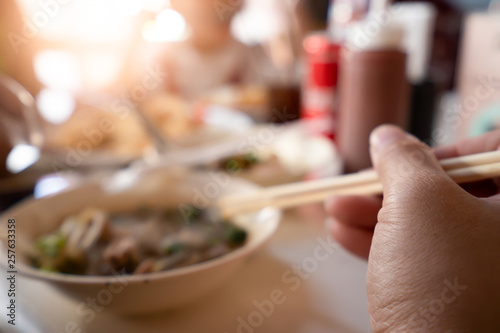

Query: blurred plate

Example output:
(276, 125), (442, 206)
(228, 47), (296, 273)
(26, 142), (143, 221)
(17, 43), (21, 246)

(105, 121), (342, 193)
(41, 100), (256, 169)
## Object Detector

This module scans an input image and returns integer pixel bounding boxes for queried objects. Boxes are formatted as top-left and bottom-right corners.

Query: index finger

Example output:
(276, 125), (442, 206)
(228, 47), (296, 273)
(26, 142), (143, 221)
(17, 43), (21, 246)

(434, 129), (500, 194)
(434, 129), (500, 160)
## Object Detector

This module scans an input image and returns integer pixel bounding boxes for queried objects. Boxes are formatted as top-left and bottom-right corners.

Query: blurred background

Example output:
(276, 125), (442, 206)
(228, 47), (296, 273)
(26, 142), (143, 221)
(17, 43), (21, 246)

(0, 0), (499, 207)
(0, 1), (500, 332)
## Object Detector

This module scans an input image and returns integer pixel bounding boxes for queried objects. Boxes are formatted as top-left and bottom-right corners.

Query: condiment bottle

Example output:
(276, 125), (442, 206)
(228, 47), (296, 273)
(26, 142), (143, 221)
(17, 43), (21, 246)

(337, 17), (410, 173)
(301, 33), (340, 141)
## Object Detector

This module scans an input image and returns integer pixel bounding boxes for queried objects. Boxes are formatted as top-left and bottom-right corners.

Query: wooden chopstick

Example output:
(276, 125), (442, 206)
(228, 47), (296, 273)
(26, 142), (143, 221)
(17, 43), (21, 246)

(220, 150), (500, 206)
(219, 150), (500, 217)
(445, 161), (500, 183)
(439, 150), (500, 170)
(221, 182), (385, 216)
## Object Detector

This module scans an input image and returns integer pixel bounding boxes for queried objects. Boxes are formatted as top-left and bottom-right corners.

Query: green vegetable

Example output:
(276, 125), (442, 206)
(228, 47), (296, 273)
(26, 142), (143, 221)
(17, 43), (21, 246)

(36, 234), (66, 258)
(221, 153), (260, 173)
(224, 159), (241, 173)
(40, 263), (59, 273)
(245, 152), (259, 164)
(224, 224), (247, 245)
(163, 242), (185, 255)
(182, 205), (203, 223)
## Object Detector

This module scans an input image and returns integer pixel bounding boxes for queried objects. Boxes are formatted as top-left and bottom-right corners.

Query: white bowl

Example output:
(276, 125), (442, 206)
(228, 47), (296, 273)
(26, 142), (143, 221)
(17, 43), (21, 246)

(0, 170), (280, 315)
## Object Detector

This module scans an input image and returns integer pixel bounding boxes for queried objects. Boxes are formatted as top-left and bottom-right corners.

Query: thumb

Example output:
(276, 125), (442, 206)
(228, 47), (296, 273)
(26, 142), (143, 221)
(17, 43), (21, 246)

(369, 125), (454, 199)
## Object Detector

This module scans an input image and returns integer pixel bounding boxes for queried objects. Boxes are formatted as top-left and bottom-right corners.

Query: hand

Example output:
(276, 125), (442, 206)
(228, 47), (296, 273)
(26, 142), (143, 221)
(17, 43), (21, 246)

(326, 125), (500, 332)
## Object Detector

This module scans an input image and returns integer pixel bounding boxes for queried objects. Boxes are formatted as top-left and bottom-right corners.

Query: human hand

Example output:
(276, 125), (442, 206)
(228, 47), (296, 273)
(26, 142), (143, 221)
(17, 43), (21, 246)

(326, 125), (500, 332)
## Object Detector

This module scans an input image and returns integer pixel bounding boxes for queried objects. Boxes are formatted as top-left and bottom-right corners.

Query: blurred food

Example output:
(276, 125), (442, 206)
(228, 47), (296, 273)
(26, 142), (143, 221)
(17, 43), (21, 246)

(0, 170), (280, 314)
(45, 94), (203, 159)
(141, 93), (201, 139)
(216, 152), (262, 172)
(31, 206), (247, 276)
(207, 148), (304, 187)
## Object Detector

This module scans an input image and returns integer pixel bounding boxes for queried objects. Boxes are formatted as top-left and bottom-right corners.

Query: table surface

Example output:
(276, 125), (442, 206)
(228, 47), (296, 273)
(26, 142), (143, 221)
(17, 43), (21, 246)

(1, 204), (371, 333)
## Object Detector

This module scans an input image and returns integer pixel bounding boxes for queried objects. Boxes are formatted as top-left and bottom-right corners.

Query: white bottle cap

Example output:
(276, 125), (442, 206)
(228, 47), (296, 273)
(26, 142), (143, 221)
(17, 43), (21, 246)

(345, 17), (404, 52)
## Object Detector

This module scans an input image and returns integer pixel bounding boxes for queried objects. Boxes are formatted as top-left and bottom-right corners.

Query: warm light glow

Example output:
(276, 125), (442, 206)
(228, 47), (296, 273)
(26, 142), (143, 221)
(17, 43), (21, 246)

(37, 89), (76, 125)
(231, 0), (285, 45)
(144, 0), (168, 13)
(34, 50), (82, 92)
(120, 0), (146, 17)
(142, 9), (188, 42)
(17, 0), (170, 91)
(69, 1), (133, 43)
(6, 144), (40, 174)
(82, 51), (123, 89)
(17, 0), (137, 42)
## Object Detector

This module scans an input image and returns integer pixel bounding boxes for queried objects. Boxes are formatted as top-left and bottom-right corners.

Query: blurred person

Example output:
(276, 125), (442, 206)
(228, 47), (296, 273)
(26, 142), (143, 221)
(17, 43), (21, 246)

(120, 0), (303, 123)
(326, 125), (500, 331)
(158, 0), (262, 100)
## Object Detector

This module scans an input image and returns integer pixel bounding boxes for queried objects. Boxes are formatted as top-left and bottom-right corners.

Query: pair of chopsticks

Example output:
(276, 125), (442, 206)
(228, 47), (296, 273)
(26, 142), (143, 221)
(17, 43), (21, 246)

(218, 150), (500, 217)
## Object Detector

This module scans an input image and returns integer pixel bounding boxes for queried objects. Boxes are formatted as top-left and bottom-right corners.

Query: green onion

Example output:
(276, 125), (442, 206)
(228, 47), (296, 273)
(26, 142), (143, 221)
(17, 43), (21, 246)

(36, 234), (66, 258)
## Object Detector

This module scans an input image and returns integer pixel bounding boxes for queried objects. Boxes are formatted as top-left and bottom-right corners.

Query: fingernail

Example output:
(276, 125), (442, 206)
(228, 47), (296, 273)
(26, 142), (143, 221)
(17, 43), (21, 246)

(370, 125), (411, 152)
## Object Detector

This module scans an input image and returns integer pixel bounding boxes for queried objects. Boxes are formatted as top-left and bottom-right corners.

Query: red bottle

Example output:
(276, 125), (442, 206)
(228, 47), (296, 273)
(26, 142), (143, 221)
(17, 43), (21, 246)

(301, 33), (340, 141)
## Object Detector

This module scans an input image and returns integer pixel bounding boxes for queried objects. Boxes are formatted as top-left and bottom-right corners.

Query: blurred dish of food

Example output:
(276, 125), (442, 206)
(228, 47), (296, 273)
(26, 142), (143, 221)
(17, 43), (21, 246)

(32, 206), (247, 276)
(207, 148), (303, 187)
(202, 122), (342, 186)
(0, 170), (280, 314)
(43, 94), (246, 167)
(104, 121), (342, 191)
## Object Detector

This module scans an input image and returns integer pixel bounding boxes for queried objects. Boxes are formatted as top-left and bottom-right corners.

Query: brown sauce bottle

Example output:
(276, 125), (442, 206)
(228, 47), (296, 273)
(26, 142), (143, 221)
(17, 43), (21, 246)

(337, 19), (410, 173)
